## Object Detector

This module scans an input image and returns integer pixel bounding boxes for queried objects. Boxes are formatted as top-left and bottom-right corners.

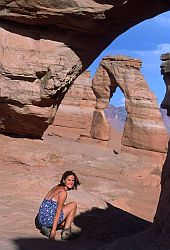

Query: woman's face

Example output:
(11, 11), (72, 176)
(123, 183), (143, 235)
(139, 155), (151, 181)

(64, 175), (75, 189)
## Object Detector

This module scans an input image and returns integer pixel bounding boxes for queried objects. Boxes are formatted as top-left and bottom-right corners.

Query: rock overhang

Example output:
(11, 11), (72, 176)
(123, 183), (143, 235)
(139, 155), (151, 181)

(0, 0), (170, 37)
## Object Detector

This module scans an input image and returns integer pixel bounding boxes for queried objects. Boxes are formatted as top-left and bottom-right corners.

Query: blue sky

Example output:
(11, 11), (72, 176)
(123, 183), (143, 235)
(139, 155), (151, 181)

(88, 11), (170, 106)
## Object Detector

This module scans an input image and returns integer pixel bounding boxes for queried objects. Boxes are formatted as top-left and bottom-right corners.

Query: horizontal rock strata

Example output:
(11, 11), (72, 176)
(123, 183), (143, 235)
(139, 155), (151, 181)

(0, 0), (170, 137)
(93, 55), (169, 160)
(46, 71), (97, 142)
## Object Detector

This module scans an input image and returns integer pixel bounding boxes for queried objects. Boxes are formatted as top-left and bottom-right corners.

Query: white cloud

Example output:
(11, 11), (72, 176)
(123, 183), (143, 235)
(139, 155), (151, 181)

(131, 44), (170, 57)
(132, 50), (153, 56)
(154, 43), (170, 55)
(109, 43), (170, 58)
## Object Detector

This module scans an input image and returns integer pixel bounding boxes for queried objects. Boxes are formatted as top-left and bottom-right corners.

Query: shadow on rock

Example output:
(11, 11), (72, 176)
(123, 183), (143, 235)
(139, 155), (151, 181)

(13, 202), (151, 250)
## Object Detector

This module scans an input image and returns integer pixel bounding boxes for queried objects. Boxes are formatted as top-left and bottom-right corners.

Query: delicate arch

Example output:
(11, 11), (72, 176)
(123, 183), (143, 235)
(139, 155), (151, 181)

(92, 56), (168, 159)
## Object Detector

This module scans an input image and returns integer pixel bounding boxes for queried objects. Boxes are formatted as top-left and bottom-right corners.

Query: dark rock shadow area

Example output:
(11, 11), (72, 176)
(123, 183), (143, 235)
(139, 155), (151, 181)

(13, 203), (151, 250)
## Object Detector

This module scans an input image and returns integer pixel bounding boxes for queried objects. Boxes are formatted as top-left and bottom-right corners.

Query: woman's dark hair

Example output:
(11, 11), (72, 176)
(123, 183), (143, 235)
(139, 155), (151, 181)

(58, 170), (81, 190)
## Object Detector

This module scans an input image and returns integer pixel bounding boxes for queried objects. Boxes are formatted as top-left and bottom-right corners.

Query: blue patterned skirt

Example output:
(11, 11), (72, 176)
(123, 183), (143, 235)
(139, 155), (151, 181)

(38, 199), (64, 228)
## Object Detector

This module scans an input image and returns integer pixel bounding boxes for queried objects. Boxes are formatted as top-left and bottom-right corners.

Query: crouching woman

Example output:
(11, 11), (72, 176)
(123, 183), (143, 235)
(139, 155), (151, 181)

(36, 170), (80, 240)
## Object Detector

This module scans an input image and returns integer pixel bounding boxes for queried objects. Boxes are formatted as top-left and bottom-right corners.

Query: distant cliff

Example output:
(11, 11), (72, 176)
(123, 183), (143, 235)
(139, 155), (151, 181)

(105, 104), (170, 135)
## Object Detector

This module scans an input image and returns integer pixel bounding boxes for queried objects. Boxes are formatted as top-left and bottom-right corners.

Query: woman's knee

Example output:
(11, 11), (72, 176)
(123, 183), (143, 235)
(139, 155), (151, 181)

(63, 202), (77, 218)
(69, 201), (77, 210)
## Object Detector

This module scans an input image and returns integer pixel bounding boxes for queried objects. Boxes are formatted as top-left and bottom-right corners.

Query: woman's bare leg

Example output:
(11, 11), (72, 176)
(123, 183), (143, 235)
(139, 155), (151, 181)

(62, 202), (77, 229)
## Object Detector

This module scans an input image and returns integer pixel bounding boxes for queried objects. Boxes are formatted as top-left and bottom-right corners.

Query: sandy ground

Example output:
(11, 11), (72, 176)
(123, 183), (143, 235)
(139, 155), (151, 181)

(0, 134), (161, 250)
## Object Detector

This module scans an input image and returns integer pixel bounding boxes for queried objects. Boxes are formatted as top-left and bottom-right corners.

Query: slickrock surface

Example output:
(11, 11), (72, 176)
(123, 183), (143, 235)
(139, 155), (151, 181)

(0, 133), (161, 250)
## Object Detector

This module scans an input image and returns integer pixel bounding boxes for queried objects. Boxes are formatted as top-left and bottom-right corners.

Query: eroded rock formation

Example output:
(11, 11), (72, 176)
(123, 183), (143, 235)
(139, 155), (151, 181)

(93, 56), (169, 162)
(46, 70), (111, 146)
(0, 0), (170, 137)
(46, 55), (168, 158)
(1, 1), (170, 249)
(104, 53), (170, 250)
(153, 53), (170, 243)
(0, 21), (83, 138)
(161, 53), (170, 115)
(46, 71), (97, 142)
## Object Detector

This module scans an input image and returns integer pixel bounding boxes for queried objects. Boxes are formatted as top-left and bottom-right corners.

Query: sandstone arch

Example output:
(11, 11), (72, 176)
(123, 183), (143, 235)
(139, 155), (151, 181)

(92, 56), (168, 161)
(1, 1), (170, 248)
(0, 1), (170, 137)
(102, 53), (170, 250)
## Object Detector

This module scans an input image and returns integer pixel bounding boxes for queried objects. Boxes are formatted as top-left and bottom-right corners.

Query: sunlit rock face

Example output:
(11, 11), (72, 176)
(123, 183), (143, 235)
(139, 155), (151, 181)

(45, 71), (97, 142)
(46, 71), (110, 146)
(92, 56), (169, 161)
(0, 0), (169, 137)
(103, 54), (170, 250)
(0, 21), (83, 138)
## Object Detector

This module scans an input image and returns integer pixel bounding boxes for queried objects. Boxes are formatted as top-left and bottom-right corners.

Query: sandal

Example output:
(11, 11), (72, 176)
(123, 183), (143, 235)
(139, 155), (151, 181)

(40, 226), (51, 238)
(61, 228), (80, 240)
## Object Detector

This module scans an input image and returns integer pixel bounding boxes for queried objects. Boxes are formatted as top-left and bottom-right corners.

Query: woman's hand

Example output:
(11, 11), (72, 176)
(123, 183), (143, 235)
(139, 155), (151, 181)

(50, 230), (56, 240)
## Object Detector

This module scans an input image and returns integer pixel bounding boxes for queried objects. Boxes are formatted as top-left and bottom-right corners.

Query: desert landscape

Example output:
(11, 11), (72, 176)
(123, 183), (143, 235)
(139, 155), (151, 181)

(0, 131), (163, 250)
(1, 1), (170, 250)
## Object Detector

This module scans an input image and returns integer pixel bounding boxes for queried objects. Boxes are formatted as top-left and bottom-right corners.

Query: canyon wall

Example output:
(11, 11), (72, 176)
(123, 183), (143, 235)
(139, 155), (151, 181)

(1, 1), (170, 249)
(45, 71), (97, 142)
(0, 20), (83, 138)
(0, 0), (170, 138)
(47, 56), (168, 155)
(153, 53), (170, 243)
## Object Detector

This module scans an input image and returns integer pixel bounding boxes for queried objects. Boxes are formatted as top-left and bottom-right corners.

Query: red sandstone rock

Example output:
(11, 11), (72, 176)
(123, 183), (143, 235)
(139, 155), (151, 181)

(93, 56), (169, 160)
(46, 70), (112, 146)
(45, 71), (96, 141)
(0, 2), (170, 249)
(102, 53), (170, 250)
(47, 55), (168, 156)
(0, 21), (83, 138)
(161, 53), (170, 115)
(91, 109), (110, 141)
(0, 1), (169, 137)
(153, 53), (170, 244)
